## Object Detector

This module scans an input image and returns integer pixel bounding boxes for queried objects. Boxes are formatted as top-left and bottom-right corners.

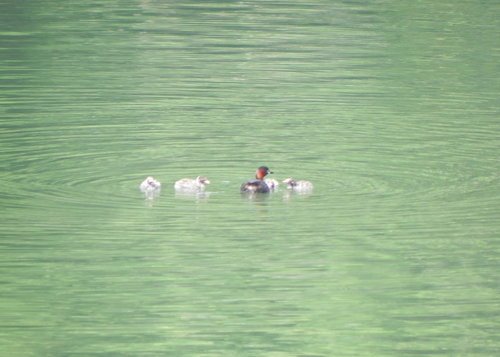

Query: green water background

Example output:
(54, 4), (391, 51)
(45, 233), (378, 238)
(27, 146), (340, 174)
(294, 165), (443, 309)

(1, 1), (499, 356)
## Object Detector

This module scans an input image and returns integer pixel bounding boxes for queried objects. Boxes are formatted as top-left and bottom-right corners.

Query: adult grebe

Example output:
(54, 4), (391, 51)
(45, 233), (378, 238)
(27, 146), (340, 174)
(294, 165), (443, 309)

(240, 166), (273, 193)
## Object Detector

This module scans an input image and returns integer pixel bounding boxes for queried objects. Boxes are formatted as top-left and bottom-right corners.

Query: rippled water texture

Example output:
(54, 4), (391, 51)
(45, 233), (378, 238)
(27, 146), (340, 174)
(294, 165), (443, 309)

(1, 1), (499, 356)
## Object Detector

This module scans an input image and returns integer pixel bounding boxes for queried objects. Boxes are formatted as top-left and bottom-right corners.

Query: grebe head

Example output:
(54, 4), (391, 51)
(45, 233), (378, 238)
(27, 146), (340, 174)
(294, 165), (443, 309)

(196, 176), (210, 185)
(147, 176), (160, 187)
(255, 166), (272, 180)
(282, 178), (297, 187)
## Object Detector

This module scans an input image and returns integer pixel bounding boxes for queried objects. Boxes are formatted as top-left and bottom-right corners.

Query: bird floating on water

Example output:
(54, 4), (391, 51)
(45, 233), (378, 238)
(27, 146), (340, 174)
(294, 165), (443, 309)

(282, 177), (313, 193)
(140, 176), (161, 192)
(174, 176), (211, 192)
(240, 166), (273, 194)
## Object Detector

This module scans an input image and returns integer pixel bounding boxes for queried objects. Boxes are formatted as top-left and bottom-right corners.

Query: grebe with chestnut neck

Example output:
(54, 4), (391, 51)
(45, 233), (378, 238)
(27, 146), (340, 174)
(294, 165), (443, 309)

(240, 166), (273, 193)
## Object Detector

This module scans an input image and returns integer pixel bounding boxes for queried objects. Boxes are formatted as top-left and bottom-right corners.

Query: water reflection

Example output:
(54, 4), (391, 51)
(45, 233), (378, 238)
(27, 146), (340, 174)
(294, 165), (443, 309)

(282, 189), (314, 202)
(240, 191), (272, 204)
(142, 189), (161, 201)
(174, 190), (211, 202)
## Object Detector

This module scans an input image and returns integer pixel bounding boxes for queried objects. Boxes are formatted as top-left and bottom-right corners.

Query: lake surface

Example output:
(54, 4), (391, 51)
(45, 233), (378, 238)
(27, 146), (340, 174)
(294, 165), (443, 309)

(1, 1), (499, 356)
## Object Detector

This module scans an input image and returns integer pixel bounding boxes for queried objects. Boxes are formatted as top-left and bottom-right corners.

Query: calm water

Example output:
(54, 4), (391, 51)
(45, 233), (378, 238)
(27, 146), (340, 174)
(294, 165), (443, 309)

(1, 1), (499, 356)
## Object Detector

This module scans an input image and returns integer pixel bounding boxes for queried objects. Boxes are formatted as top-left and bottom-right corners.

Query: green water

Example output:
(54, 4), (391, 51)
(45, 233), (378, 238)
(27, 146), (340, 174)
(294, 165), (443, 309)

(1, 1), (499, 356)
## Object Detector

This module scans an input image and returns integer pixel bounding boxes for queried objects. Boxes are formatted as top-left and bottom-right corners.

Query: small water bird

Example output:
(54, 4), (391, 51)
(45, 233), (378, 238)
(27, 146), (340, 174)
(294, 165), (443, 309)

(140, 176), (161, 196)
(240, 166), (273, 193)
(265, 178), (279, 191)
(174, 176), (210, 192)
(282, 177), (313, 192)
